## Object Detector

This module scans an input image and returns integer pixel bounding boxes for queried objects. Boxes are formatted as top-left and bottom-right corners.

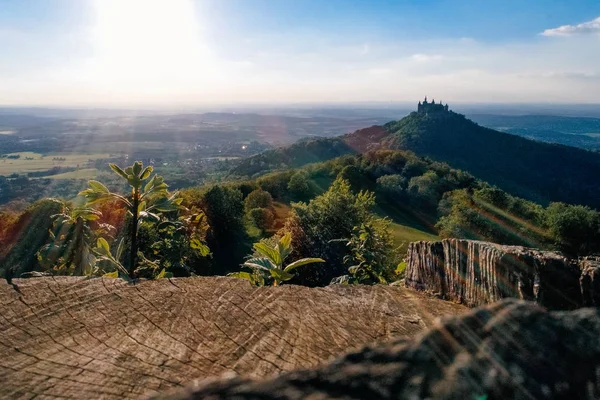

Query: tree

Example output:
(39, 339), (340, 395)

(546, 203), (600, 255)
(284, 177), (379, 285)
(244, 189), (273, 211)
(230, 233), (324, 286)
(288, 170), (311, 198)
(248, 207), (275, 231)
(79, 161), (182, 278)
(376, 174), (406, 200)
(199, 185), (247, 274)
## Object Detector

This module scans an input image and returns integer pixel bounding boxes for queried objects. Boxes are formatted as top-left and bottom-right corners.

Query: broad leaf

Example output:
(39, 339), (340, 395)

(284, 257), (325, 272)
(190, 238), (210, 256)
(88, 180), (110, 194)
(279, 232), (292, 250)
(140, 166), (153, 180)
(109, 163), (129, 180)
(228, 271), (253, 280)
(156, 268), (173, 279)
(269, 268), (295, 282)
(103, 271), (119, 278)
(253, 242), (282, 266)
(144, 175), (156, 193)
(243, 257), (277, 271)
(97, 237), (111, 254)
(132, 161), (143, 176)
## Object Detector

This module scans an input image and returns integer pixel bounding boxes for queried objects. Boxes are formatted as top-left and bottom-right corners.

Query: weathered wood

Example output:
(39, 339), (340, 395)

(158, 299), (600, 400)
(405, 239), (590, 309)
(0, 276), (466, 399)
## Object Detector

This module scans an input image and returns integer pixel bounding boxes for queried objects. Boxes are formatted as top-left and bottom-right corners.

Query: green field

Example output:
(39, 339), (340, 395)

(389, 222), (439, 255)
(0, 152), (110, 176)
(44, 168), (99, 180)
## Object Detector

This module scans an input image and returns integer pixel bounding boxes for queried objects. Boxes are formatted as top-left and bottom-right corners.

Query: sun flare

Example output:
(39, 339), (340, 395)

(91, 0), (211, 89)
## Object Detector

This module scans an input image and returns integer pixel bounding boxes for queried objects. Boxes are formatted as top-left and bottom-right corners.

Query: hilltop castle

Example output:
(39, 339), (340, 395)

(417, 97), (449, 114)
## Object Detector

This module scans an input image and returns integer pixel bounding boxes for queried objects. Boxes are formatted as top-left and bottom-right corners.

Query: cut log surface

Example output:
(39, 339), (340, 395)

(0, 276), (466, 399)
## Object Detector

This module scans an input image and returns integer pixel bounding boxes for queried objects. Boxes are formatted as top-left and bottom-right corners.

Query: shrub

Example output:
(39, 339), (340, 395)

(248, 207), (275, 231)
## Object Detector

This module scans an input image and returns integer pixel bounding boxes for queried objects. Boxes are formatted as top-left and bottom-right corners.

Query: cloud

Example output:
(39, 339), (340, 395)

(541, 16), (600, 37)
(410, 53), (444, 62)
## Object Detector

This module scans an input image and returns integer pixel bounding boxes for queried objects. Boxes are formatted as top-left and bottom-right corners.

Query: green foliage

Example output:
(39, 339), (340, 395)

(244, 189), (273, 211)
(287, 170), (311, 198)
(436, 188), (549, 248)
(256, 170), (294, 199)
(76, 161), (208, 279)
(340, 219), (397, 285)
(376, 174), (406, 199)
(233, 137), (354, 177)
(248, 207), (274, 231)
(284, 177), (379, 286)
(230, 232), (324, 286)
(546, 203), (600, 255)
(197, 184), (247, 274)
(138, 210), (211, 276)
(37, 206), (110, 276)
(0, 198), (63, 276)
(384, 110), (600, 209)
(407, 171), (444, 210)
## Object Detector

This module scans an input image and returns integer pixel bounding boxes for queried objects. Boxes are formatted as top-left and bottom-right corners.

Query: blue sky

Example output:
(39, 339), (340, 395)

(1, 0), (599, 106)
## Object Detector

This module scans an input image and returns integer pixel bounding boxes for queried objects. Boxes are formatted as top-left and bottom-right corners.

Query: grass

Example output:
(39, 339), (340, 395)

(0, 152), (110, 176)
(389, 221), (439, 256)
(270, 202), (291, 232)
(44, 168), (99, 180)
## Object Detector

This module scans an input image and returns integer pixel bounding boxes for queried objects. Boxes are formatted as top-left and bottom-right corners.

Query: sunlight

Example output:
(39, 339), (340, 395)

(91, 0), (212, 89)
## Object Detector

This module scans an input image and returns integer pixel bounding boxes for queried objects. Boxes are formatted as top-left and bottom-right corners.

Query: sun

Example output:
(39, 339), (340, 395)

(91, 0), (209, 88)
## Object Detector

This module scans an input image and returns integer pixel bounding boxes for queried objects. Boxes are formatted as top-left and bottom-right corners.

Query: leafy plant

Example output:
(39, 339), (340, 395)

(147, 210), (211, 274)
(335, 219), (396, 285)
(38, 205), (113, 276)
(230, 233), (324, 286)
(79, 161), (182, 278)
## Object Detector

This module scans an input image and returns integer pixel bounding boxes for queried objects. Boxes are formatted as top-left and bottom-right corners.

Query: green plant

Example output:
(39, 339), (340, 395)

(230, 233), (324, 286)
(38, 205), (111, 276)
(79, 161), (182, 278)
(244, 188), (272, 211)
(337, 219), (396, 285)
(248, 207), (274, 231)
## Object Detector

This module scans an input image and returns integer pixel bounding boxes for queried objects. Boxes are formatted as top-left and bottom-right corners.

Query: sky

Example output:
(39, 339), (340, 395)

(1, 0), (600, 106)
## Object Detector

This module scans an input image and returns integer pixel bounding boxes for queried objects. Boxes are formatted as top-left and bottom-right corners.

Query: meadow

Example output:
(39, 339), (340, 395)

(0, 152), (110, 176)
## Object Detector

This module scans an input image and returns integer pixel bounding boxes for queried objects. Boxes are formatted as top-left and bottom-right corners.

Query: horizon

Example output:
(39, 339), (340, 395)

(1, 0), (600, 106)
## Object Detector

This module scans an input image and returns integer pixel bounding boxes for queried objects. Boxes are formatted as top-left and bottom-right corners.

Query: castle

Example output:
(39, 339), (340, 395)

(417, 97), (449, 114)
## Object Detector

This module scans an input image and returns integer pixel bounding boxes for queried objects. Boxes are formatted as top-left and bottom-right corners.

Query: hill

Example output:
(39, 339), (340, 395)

(383, 104), (600, 208)
(232, 126), (387, 176)
(234, 101), (600, 209)
(0, 276), (466, 399)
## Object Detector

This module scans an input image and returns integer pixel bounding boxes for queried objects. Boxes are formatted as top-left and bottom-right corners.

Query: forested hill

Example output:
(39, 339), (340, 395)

(231, 126), (387, 176)
(383, 110), (600, 208)
(233, 105), (600, 210)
